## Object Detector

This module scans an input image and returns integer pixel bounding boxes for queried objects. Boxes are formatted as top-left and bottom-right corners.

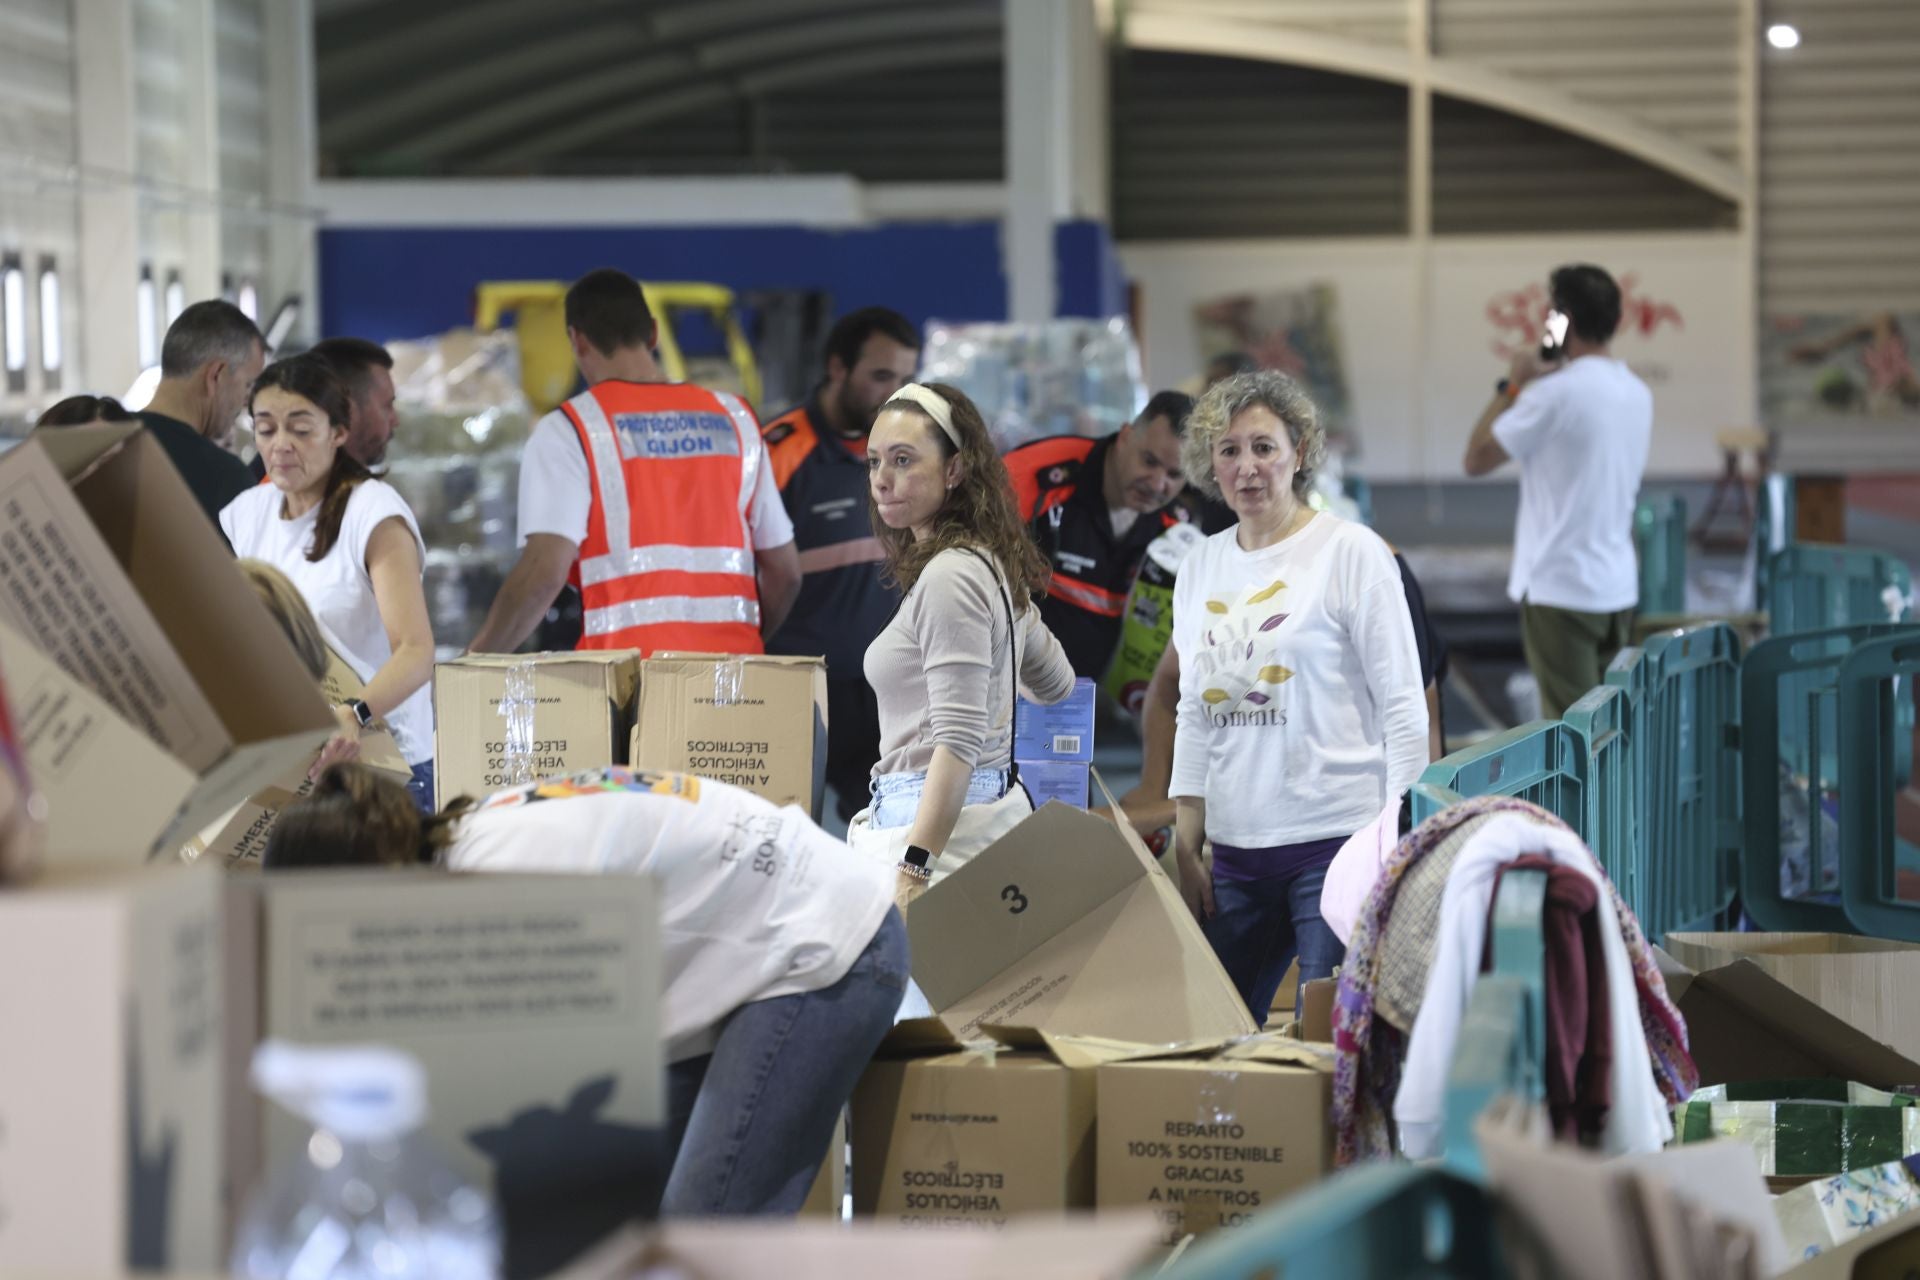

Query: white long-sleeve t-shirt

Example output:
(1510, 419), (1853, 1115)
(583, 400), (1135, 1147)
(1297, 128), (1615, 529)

(1169, 512), (1429, 847)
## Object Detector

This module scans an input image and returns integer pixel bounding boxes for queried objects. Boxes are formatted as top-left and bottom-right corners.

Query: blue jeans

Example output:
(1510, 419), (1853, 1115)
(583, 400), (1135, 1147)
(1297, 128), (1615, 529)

(660, 909), (908, 1215)
(1203, 859), (1345, 1023)
(868, 767), (1007, 830)
(407, 761), (435, 815)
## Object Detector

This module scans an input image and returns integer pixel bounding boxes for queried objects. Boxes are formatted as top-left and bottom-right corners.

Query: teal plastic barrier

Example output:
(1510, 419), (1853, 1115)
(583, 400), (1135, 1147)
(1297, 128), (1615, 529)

(1155, 1164), (1499, 1280)
(1411, 722), (1583, 832)
(1604, 648), (1651, 921)
(1838, 633), (1920, 940)
(1342, 474), (1375, 527)
(1740, 624), (1920, 933)
(1634, 493), (1687, 615)
(1638, 624), (1742, 938)
(1442, 868), (1549, 1178)
(1562, 684), (1640, 926)
(1769, 542), (1912, 637)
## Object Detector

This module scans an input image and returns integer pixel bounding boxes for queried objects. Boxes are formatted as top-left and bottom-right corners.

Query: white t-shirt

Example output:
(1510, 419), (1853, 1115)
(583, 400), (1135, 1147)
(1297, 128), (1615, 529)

(1169, 513), (1430, 848)
(444, 768), (895, 1061)
(517, 405), (794, 551)
(1491, 355), (1652, 613)
(221, 479), (434, 766)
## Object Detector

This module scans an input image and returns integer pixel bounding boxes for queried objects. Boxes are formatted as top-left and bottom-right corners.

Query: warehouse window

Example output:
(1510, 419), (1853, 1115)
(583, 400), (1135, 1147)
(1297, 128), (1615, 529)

(2, 255), (25, 394)
(237, 277), (258, 322)
(137, 265), (159, 368)
(165, 270), (185, 325)
(38, 256), (61, 391)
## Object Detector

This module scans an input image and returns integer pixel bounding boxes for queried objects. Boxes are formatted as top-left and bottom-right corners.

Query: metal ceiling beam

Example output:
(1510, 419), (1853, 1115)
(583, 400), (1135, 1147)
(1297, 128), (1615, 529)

(362, 7), (997, 167)
(482, 35), (1002, 167)
(1125, 10), (1746, 202)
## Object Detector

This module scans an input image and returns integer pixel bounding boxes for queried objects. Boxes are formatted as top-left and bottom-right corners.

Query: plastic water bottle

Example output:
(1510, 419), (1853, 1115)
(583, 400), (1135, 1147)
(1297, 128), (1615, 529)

(231, 1041), (502, 1280)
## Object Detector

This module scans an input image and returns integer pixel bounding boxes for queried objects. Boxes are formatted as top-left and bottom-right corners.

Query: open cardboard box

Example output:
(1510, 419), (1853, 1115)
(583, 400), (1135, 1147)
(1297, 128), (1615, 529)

(906, 772), (1257, 1044)
(1660, 936), (1920, 1088)
(850, 1020), (1145, 1226)
(182, 647), (413, 865)
(226, 868), (667, 1280)
(0, 867), (226, 1273)
(0, 426), (334, 865)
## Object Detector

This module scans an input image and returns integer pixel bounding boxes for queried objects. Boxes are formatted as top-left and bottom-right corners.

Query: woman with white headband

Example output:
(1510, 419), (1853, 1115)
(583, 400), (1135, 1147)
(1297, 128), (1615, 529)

(851, 381), (1076, 907)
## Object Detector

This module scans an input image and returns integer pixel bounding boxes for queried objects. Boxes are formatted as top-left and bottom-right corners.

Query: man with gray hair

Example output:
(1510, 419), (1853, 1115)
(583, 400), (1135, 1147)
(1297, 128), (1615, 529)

(137, 299), (264, 525)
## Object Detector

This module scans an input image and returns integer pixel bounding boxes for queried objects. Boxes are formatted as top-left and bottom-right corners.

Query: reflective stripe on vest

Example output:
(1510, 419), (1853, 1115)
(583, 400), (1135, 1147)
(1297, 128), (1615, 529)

(1047, 570), (1127, 618)
(565, 383), (763, 655)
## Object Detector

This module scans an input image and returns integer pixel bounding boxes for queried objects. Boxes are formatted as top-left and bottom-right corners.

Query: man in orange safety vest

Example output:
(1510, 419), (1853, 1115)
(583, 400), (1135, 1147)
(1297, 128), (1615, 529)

(468, 268), (800, 655)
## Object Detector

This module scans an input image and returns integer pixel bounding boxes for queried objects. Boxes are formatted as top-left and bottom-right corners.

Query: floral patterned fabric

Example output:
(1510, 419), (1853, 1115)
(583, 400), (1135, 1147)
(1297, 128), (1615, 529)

(1330, 794), (1698, 1165)
(1775, 1157), (1920, 1261)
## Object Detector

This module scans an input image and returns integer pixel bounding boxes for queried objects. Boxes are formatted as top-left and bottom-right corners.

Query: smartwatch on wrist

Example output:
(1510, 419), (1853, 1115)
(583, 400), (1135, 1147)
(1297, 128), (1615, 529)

(1495, 377), (1514, 399)
(900, 844), (935, 880)
(343, 698), (374, 729)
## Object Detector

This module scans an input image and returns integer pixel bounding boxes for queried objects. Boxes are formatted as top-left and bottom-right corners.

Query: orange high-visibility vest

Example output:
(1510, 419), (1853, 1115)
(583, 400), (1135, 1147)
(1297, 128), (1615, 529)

(561, 379), (765, 655)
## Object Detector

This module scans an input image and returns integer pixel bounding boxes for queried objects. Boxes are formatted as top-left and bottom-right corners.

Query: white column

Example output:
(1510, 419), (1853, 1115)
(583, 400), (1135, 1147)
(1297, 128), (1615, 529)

(175, 0), (223, 301)
(1407, 0), (1436, 494)
(73, 0), (141, 393)
(1003, 0), (1107, 323)
(264, 0), (320, 341)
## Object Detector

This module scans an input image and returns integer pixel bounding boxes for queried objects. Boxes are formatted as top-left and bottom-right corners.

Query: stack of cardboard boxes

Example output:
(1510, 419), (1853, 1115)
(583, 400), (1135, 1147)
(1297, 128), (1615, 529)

(433, 650), (828, 817)
(847, 778), (1341, 1246)
(1013, 677), (1097, 809)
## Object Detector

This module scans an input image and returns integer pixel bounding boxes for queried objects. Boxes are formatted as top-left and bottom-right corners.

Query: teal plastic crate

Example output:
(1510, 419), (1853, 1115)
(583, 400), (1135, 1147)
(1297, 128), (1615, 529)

(1740, 624), (1920, 933)
(1769, 542), (1912, 637)
(1638, 624), (1742, 938)
(1838, 633), (1920, 941)
(1634, 493), (1687, 615)
(1562, 684), (1640, 927)
(1442, 868), (1549, 1178)
(1412, 722), (1583, 831)
(1604, 647), (1651, 910)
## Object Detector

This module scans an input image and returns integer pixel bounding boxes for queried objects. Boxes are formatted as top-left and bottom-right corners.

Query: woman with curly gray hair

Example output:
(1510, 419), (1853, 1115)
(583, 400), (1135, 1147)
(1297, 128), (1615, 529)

(1168, 371), (1429, 1021)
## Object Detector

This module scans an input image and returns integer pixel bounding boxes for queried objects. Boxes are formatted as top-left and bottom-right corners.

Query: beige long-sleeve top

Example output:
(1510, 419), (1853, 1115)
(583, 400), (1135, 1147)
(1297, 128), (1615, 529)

(865, 547), (1076, 778)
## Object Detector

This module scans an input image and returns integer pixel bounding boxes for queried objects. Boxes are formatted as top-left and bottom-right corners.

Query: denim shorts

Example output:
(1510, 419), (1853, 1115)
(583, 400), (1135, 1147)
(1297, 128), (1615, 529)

(868, 767), (1009, 830)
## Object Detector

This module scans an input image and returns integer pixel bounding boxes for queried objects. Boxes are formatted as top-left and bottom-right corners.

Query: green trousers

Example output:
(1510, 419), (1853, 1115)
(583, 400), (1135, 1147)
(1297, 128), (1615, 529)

(1520, 601), (1635, 720)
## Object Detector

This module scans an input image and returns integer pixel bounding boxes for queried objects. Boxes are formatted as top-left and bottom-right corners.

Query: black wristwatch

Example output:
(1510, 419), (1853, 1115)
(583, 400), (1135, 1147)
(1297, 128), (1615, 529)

(904, 844), (934, 871)
(1495, 377), (1513, 397)
(343, 698), (374, 729)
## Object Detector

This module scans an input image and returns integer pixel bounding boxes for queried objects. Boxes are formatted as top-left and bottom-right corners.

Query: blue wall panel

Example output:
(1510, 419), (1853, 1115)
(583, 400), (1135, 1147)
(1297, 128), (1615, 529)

(318, 218), (1124, 344)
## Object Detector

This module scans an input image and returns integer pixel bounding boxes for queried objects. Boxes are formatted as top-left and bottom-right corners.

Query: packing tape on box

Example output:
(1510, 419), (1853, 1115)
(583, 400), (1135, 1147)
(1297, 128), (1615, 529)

(499, 658), (539, 788)
(712, 656), (744, 707)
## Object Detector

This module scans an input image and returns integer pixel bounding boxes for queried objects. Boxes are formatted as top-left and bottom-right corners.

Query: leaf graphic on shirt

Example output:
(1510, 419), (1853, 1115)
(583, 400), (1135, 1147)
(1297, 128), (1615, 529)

(1205, 599), (1229, 615)
(1247, 580), (1287, 604)
(1259, 613), (1290, 632)
(1202, 688), (1231, 704)
(1259, 665), (1294, 685)
(1246, 691), (1271, 706)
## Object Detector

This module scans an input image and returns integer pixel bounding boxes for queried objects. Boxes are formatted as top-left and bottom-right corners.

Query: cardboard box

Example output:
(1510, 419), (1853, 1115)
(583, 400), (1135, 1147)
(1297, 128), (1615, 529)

(0, 426), (335, 863)
(1663, 933), (1920, 1082)
(235, 869), (666, 1280)
(1299, 978), (1335, 1043)
(850, 1022), (1140, 1227)
(1095, 1037), (1334, 1244)
(1014, 678), (1096, 763)
(552, 1214), (1165, 1280)
(1018, 760), (1089, 810)
(907, 772), (1257, 1043)
(631, 653), (828, 817)
(181, 647), (414, 866)
(0, 867), (225, 1272)
(433, 650), (642, 809)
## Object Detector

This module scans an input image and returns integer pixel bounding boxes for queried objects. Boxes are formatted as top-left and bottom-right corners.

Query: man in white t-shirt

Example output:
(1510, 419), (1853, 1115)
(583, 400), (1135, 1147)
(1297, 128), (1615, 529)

(468, 269), (800, 655)
(1462, 264), (1652, 718)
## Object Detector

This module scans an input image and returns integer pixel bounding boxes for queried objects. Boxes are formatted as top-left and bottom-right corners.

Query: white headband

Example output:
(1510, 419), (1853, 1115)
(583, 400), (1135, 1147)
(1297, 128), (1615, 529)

(888, 383), (962, 449)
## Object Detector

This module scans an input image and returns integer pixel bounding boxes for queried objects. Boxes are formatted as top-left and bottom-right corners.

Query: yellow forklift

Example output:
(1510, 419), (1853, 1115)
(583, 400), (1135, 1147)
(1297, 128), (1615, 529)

(473, 280), (764, 415)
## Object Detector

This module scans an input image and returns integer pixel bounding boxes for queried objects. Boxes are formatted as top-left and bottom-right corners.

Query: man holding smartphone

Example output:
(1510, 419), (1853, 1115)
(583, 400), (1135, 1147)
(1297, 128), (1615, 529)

(1462, 264), (1652, 718)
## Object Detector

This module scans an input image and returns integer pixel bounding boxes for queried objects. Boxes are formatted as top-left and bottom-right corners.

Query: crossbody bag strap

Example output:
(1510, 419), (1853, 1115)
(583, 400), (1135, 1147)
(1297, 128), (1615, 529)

(964, 546), (1021, 788)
